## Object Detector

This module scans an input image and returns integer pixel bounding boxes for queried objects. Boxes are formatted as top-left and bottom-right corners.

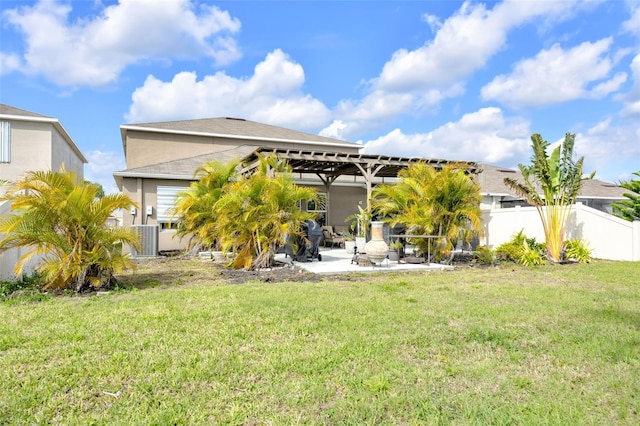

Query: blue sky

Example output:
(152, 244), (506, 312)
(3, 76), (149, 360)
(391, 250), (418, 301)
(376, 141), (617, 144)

(1, 0), (639, 193)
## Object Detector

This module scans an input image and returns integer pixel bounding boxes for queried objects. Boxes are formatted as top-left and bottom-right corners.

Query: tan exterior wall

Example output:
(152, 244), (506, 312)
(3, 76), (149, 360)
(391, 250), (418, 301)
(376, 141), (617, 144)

(0, 120), (85, 191)
(121, 177), (191, 252)
(0, 120), (53, 187)
(325, 185), (367, 229)
(51, 127), (85, 180)
(125, 131), (222, 169)
(1, 120), (85, 279)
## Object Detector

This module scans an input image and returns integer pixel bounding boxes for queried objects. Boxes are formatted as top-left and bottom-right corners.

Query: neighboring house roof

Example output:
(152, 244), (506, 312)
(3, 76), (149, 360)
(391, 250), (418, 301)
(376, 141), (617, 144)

(0, 104), (52, 119)
(0, 103), (88, 163)
(477, 163), (632, 200)
(120, 117), (359, 152)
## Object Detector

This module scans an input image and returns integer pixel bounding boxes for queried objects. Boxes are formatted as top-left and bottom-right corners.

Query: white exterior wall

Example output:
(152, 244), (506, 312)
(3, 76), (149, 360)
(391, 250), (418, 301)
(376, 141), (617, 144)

(482, 203), (640, 261)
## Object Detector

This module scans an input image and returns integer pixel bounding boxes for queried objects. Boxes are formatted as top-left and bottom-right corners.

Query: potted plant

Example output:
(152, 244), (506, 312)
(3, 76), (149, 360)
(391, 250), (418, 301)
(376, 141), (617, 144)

(341, 231), (357, 254)
(388, 240), (403, 261)
(345, 205), (371, 254)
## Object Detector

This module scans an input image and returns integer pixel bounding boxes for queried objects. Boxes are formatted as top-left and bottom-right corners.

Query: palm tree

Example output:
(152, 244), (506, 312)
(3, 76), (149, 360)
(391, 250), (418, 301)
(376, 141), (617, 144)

(612, 171), (640, 221)
(214, 154), (317, 269)
(373, 162), (483, 260)
(504, 133), (592, 262)
(172, 159), (240, 251)
(0, 168), (140, 291)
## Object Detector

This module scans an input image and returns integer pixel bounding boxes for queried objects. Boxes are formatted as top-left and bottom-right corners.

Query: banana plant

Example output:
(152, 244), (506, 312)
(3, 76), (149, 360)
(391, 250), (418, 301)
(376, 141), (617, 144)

(504, 133), (593, 262)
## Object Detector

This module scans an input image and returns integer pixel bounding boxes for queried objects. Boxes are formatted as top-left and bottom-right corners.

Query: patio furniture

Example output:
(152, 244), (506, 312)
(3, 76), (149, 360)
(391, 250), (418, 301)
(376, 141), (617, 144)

(322, 226), (345, 248)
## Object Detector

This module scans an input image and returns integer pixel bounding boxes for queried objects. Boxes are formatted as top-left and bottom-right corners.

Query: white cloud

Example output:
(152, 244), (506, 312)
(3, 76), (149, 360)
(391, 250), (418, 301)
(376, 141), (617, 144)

(126, 49), (331, 131)
(621, 53), (640, 117)
(622, 0), (640, 36)
(574, 119), (640, 180)
(421, 13), (442, 33)
(3, 0), (241, 87)
(482, 38), (626, 108)
(319, 120), (348, 140)
(325, 0), (587, 139)
(361, 107), (531, 165)
(84, 150), (126, 194)
(0, 52), (21, 75)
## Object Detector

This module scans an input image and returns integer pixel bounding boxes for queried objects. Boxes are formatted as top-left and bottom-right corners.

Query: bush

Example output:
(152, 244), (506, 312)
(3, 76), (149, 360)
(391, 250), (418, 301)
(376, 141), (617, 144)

(495, 230), (527, 262)
(520, 241), (546, 266)
(474, 246), (495, 265)
(564, 239), (592, 263)
(496, 230), (546, 265)
(0, 272), (45, 301)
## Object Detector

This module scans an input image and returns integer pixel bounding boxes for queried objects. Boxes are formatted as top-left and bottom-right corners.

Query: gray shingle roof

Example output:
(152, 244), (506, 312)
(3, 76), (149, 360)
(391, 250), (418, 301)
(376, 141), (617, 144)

(477, 163), (633, 199)
(114, 145), (258, 179)
(123, 117), (356, 146)
(0, 104), (52, 119)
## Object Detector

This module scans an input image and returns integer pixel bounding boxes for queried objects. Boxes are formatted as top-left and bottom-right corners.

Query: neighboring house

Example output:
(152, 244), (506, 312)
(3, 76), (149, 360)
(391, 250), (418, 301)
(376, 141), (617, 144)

(0, 104), (88, 280)
(476, 164), (631, 213)
(113, 117), (465, 255)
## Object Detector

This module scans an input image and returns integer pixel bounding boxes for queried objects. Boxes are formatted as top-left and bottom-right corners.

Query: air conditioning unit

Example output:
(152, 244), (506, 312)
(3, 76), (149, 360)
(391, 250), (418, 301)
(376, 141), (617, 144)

(131, 225), (159, 257)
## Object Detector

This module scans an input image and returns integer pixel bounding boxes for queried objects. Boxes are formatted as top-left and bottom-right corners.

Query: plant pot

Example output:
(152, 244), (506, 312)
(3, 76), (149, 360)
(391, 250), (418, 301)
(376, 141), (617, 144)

(198, 251), (212, 260)
(211, 251), (225, 261)
(344, 240), (356, 254)
(387, 250), (399, 261)
(355, 237), (366, 254)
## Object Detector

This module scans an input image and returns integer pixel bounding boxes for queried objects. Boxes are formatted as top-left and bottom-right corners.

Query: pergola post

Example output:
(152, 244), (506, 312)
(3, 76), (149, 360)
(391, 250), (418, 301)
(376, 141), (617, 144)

(317, 173), (339, 225)
(354, 162), (386, 213)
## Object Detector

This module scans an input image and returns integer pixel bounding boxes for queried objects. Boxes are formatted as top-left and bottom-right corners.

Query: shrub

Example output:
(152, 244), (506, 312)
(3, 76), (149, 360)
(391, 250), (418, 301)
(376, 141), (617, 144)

(520, 241), (546, 266)
(474, 246), (495, 265)
(496, 230), (546, 265)
(564, 239), (592, 263)
(495, 230), (527, 262)
(0, 272), (45, 301)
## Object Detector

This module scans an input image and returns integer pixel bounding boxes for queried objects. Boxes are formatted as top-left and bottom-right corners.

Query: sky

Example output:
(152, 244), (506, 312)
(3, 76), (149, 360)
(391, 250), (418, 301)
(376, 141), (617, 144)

(1, 0), (639, 194)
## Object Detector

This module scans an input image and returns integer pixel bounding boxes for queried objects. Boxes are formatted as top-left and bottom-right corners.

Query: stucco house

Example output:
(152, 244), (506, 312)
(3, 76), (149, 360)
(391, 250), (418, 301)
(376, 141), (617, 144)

(0, 104), (88, 280)
(113, 117), (465, 255)
(112, 115), (638, 260)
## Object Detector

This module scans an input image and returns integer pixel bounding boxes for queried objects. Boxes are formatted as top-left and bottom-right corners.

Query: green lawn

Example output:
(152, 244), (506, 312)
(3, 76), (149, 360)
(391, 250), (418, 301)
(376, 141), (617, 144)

(1, 259), (639, 424)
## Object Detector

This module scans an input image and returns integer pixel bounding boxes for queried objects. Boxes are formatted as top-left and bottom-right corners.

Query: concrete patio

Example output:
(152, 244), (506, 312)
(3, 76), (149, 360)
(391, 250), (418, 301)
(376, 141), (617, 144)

(275, 247), (454, 274)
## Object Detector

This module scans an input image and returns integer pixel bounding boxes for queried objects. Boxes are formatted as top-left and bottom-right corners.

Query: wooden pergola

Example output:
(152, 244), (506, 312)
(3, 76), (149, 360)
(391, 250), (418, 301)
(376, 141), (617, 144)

(240, 147), (478, 222)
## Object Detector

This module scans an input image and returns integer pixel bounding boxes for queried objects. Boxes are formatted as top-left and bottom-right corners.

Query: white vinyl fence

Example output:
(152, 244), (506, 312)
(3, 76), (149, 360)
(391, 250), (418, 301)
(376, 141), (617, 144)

(482, 203), (640, 261)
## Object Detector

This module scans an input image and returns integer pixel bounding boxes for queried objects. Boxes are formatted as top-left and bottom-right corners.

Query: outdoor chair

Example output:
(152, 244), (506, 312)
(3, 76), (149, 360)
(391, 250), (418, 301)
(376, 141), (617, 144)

(322, 226), (345, 248)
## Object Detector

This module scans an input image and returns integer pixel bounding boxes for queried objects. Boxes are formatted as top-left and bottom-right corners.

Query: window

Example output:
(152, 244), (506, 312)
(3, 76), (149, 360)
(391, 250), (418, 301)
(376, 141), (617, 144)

(307, 192), (327, 225)
(157, 185), (187, 225)
(0, 121), (10, 163)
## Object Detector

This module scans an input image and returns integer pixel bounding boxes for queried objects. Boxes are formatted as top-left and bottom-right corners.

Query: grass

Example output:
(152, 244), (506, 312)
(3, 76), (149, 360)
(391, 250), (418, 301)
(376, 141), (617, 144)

(1, 259), (639, 424)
